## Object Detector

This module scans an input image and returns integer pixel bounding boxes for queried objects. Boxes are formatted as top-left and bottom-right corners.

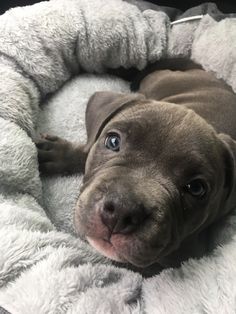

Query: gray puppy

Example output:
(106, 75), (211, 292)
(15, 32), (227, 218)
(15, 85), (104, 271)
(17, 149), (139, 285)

(37, 60), (236, 269)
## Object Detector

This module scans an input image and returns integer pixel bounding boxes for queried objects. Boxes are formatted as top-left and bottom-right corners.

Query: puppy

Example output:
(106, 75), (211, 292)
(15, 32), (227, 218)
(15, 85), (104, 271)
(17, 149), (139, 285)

(37, 59), (236, 270)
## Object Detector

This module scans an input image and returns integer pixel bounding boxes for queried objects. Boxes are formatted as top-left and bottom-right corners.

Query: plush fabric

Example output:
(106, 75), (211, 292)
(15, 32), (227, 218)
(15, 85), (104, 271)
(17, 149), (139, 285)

(0, 0), (236, 313)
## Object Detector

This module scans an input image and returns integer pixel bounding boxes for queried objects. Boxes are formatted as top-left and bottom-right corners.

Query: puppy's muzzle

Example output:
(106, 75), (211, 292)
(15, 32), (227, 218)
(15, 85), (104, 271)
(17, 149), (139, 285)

(100, 194), (149, 235)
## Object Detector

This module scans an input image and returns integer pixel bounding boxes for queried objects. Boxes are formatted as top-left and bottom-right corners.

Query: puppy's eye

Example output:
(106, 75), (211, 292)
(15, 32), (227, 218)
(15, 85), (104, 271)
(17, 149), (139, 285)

(105, 133), (121, 152)
(184, 179), (207, 198)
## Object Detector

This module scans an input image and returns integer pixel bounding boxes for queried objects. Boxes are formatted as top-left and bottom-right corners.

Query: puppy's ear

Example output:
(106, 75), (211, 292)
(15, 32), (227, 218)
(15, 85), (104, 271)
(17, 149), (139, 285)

(218, 133), (236, 198)
(85, 91), (145, 149)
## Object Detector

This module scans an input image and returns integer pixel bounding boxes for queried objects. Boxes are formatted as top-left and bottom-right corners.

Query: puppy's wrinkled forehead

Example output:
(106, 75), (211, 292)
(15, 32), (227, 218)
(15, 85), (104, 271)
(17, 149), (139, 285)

(96, 100), (223, 188)
(104, 101), (218, 155)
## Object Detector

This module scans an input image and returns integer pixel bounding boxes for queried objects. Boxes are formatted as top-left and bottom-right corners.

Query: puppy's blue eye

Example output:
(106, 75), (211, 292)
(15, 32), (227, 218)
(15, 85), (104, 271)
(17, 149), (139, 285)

(185, 179), (207, 198)
(105, 133), (121, 152)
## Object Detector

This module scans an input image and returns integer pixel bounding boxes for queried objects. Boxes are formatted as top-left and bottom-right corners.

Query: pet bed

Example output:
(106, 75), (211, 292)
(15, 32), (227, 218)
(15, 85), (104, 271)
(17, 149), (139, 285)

(0, 0), (236, 313)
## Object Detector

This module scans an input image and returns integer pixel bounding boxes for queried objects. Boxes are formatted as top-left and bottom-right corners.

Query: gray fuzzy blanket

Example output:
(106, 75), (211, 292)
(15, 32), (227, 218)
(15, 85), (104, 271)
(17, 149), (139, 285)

(0, 0), (236, 313)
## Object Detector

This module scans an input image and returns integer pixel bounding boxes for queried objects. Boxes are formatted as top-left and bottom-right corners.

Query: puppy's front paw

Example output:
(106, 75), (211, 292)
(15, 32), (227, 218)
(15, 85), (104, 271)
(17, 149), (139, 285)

(35, 134), (75, 175)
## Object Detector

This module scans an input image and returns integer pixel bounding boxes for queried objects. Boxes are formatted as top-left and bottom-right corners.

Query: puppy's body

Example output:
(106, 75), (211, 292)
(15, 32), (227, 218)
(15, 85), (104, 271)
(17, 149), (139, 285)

(37, 60), (236, 272)
(140, 67), (236, 138)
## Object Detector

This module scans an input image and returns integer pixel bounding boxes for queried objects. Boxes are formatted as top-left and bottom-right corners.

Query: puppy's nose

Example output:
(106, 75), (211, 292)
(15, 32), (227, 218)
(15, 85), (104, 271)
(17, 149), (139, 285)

(100, 199), (147, 234)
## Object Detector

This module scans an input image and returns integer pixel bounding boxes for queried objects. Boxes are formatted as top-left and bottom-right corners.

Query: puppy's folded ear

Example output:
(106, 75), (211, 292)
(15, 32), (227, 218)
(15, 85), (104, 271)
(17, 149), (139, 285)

(218, 133), (236, 199)
(85, 91), (145, 149)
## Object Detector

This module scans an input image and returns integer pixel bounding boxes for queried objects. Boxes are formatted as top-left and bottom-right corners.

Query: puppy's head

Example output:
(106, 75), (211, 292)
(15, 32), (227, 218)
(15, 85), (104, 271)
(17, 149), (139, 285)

(74, 91), (236, 267)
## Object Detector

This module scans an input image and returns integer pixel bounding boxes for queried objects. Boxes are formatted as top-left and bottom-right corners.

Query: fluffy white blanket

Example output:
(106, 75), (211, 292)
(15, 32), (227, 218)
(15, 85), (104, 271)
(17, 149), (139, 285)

(0, 0), (236, 313)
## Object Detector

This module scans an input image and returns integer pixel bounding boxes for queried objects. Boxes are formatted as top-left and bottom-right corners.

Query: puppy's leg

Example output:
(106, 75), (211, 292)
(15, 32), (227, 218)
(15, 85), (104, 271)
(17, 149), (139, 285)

(35, 134), (87, 175)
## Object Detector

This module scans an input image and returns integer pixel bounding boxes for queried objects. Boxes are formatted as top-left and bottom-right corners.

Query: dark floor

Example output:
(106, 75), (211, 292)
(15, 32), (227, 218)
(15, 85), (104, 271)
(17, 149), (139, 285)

(0, 0), (236, 15)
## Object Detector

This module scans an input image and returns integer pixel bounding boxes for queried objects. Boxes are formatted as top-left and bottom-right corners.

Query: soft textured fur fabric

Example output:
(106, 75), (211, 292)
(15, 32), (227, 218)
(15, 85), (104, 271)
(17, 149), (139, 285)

(0, 0), (236, 313)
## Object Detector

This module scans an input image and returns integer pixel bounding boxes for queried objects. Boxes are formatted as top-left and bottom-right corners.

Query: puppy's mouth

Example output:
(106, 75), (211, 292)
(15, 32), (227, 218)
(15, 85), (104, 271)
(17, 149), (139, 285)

(86, 236), (125, 263)
(86, 233), (166, 268)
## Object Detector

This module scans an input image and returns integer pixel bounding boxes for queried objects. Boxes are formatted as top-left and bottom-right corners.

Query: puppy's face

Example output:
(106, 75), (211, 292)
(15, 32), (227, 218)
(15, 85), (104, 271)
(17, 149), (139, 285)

(74, 94), (232, 267)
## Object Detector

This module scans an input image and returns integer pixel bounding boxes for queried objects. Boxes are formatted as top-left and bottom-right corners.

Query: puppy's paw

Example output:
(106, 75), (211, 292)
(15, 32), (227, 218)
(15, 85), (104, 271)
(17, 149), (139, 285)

(35, 134), (75, 175)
